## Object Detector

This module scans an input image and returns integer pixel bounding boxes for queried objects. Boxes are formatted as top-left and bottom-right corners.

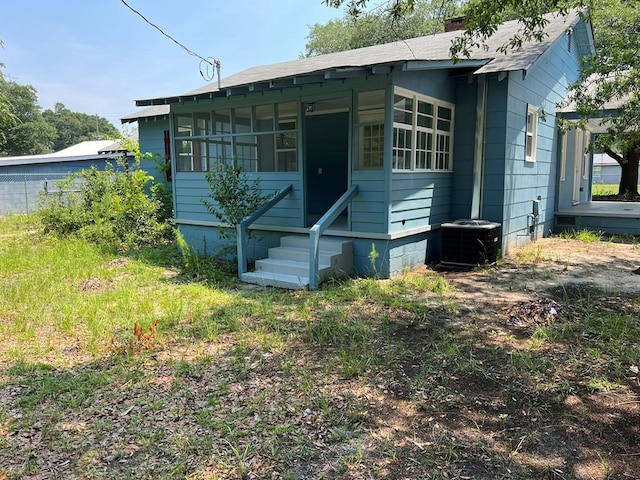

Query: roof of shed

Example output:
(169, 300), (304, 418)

(0, 140), (127, 167)
(127, 9), (590, 112)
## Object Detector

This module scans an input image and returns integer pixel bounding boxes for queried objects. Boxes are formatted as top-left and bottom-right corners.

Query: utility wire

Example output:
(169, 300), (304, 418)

(119, 0), (220, 81)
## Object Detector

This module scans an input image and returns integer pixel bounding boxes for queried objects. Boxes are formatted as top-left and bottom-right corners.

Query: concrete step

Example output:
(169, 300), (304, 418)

(280, 235), (352, 254)
(254, 257), (331, 278)
(267, 245), (339, 265)
(242, 235), (353, 289)
(241, 271), (309, 290)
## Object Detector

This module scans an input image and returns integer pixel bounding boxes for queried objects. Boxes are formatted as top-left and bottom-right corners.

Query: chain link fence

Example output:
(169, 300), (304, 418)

(0, 172), (80, 215)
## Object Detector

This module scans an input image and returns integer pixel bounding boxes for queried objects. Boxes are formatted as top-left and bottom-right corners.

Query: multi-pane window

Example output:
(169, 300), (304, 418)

(416, 100), (434, 169)
(525, 105), (538, 162)
(356, 90), (385, 170)
(174, 102), (298, 172)
(392, 89), (454, 172)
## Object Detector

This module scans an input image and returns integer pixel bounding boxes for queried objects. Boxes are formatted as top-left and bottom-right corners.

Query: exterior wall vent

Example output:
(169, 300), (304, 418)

(556, 216), (576, 226)
(440, 220), (501, 266)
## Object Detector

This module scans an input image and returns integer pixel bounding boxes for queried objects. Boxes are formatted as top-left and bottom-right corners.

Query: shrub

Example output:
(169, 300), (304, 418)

(202, 164), (275, 240)
(38, 157), (173, 250)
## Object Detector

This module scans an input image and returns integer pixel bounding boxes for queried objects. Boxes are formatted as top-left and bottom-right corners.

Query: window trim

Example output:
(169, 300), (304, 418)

(560, 131), (567, 181)
(392, 87), (455, 173)
(525, 105), (538, 163)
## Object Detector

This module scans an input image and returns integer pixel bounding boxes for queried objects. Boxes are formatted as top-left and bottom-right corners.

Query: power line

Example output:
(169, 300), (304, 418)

(119, 0), (220, 82)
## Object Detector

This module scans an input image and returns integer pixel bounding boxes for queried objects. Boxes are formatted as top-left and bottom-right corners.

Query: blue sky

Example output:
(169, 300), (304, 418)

(0, 0), (344, 131)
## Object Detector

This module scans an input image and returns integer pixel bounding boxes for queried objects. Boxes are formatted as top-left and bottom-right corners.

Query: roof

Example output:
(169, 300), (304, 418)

(131, 9), (591, 109)
(121, 105), (170, 124)
(0, 140), (127, 167)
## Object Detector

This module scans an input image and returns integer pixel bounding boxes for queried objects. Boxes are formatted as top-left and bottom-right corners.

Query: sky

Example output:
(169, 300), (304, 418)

(0, 0), (345, 132)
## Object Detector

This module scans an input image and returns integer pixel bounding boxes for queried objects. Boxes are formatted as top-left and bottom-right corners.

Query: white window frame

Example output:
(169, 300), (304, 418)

(392, 87), (454, 172)
(560, 131), (567, 181)
(525, 105), (538, 163)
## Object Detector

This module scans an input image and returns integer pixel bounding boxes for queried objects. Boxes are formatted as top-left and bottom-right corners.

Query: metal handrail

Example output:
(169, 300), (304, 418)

(236, 184), (293, 277)
(308, 184), (359, 290)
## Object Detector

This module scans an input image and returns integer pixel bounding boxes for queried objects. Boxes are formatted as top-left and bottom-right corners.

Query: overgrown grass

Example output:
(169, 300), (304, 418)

(1, 214), (640, 479)
(0, 216), (239, 357)
(592, 183), (619, 196)
(592, 182), (640, 196)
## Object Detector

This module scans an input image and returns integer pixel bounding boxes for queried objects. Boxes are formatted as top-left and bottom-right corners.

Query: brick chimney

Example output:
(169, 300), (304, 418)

(444, 17), (466, 32)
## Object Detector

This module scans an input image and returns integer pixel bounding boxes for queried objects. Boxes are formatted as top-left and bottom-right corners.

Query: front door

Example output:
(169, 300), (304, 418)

(304, 98), (350, 225)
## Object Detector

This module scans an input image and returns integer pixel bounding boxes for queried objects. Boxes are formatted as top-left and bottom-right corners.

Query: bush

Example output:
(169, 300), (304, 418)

(38, 158), (173, 250)
(202, 164), (275, 240)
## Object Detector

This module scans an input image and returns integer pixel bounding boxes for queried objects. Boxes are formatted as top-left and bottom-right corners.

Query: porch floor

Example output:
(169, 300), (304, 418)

(556, 201), (640, 218)
(555, 201), (640, 236)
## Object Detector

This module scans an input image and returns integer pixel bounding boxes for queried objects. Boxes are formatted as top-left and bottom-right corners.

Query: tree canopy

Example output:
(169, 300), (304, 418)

(42, 103), (121, 152)
(306, 0), (463, 56)
(0, 50), (121, 157)
(0, 76), (56, 156)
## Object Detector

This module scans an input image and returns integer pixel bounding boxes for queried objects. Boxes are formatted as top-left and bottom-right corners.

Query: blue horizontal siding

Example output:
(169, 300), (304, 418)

(138, 120), (170, 185)
(390, 173), (451, 232)
(174, 172), (304, 226)
(351, 171), (387, 233)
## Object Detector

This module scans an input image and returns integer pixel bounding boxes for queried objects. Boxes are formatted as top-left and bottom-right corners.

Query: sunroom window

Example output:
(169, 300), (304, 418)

(392, 89), (454, 172)
(174, 102), (298, 172)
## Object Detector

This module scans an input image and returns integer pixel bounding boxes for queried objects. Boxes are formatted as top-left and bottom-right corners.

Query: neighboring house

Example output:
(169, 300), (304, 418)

(592, 153), (630, 185)
(123, 10), (594, 289)
(0, 140), (129, 215)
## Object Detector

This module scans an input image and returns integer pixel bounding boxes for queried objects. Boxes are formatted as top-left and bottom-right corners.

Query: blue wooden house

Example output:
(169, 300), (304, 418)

(122, 10), (594, 289)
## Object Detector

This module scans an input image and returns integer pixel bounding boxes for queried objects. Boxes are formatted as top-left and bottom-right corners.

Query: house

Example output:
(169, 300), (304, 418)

(592, 152), (639, 186)
(122, 10), (594, 289)
(0, 140), (130, 215)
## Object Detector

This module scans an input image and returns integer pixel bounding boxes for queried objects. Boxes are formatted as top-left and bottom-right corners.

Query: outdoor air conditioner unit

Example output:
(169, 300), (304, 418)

(440, 220), (501, 266)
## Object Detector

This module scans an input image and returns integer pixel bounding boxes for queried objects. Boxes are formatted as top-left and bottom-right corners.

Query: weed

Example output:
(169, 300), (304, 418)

(368, 242), (380, 276)
(517, 245), (544, 263)
(558, 229), (603, 243)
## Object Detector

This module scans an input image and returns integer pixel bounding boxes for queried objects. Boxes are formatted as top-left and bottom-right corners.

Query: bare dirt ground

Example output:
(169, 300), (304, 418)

(375, 237), (640, 480)
(444, 236), (640, 312)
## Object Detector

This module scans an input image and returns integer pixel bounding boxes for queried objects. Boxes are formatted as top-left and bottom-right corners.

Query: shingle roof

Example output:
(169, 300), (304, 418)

(121, 105), (170, 124)
(133, 9), (589, 108)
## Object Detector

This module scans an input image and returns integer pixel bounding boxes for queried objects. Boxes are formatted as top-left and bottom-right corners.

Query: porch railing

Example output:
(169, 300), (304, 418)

(236, 184), (293, 278)
(309, 184), (359, 291)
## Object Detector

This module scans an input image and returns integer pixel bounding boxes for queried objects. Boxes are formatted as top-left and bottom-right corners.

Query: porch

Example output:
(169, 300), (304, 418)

(555, 201), (640, 236)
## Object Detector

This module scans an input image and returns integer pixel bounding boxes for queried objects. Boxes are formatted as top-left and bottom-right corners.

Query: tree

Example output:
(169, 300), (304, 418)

(0, 77), (56, 156)
(307, 0), (462, 56)
(325, 0), (578, 57)
(42, 103), (121, 152)
(0, 42), (16, 147)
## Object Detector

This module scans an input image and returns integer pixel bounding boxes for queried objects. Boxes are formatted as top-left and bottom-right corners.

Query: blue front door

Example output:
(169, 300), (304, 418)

(305, 110), (349, 224)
